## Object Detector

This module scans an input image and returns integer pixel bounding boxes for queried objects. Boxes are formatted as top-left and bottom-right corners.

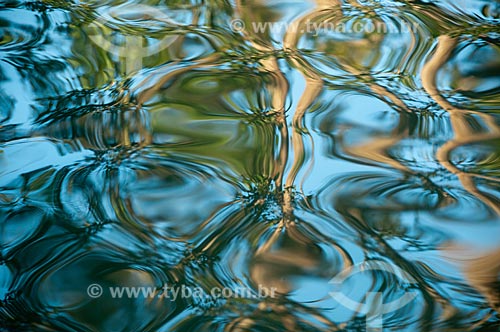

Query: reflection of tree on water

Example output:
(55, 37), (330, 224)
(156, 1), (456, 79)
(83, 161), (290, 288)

(422, 35), (500, 215)
(71, 0), (500, 329)
(1, 0), (499, 331)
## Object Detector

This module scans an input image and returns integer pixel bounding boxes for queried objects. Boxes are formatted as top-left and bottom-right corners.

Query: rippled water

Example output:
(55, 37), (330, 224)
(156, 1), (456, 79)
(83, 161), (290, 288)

(1, 0), (500, 331)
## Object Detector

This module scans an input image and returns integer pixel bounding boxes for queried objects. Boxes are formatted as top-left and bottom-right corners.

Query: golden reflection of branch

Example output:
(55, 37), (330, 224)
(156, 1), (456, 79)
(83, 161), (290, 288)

(289, 1), (412, 115)
(280, 0), (340, 215)
(347, 137), (409, 172)
(441, 244), (500, 314)
(463, 248), (500, 313)
(236, 7), (345, 328)
(283, 0), (341, 52)
(422, 35), (500, 214)
(266, 57), (290, 196)
(286, 1), (417, 175)
(284, 76), (322, 197)
(286, 2), (455, 313)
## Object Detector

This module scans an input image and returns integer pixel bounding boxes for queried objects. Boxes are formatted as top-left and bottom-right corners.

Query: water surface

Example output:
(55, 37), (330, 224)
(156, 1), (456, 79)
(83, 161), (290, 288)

(0, 0), (499, 331)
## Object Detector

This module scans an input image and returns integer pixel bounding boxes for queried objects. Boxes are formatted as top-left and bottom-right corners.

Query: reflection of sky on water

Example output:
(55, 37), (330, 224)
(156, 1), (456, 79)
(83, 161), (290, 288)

(0, 0), (499, 331)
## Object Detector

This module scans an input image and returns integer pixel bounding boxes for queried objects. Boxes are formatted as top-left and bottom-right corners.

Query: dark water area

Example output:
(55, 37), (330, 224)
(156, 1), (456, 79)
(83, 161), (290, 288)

(1, 0), (500, 331)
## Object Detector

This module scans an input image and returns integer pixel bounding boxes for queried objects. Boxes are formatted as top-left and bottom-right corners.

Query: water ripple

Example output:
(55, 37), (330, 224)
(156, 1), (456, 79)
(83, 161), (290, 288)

(0, 0), (499, 331)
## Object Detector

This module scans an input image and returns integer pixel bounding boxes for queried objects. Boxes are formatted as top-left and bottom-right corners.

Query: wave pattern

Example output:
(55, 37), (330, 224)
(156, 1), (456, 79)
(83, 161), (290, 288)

(0, 0), (499, 331)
